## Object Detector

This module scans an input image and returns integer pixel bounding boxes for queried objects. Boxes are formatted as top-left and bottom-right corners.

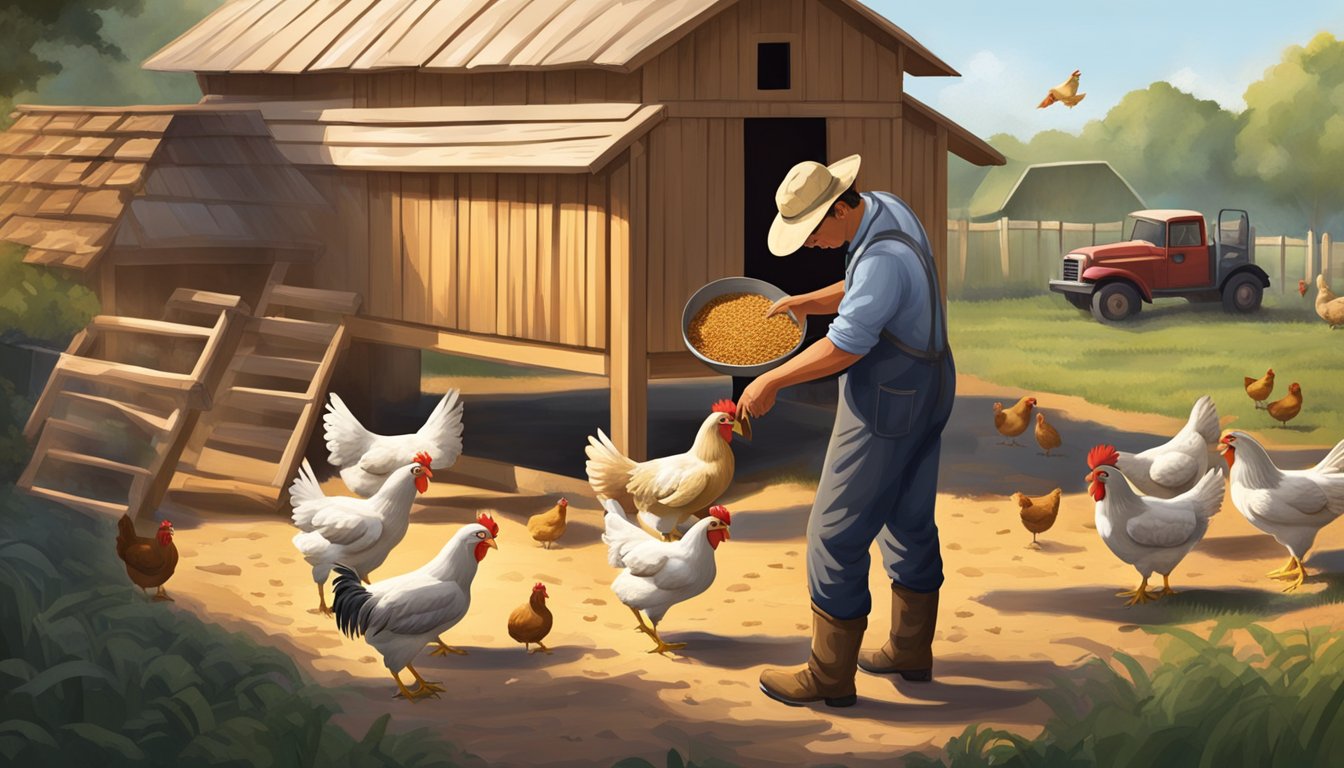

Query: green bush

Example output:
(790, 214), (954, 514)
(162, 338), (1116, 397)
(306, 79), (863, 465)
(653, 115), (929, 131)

(0, 244), (100, 347)
(0, 376), (29, 481)
(0, 489), (471, 768)
(909, 624), (1344, 768)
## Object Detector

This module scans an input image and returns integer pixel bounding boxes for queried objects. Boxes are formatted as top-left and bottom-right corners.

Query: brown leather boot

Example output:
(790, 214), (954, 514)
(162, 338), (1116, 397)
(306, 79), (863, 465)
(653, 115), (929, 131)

(857, 583), (938, 681)
(759, 604), (866, 708)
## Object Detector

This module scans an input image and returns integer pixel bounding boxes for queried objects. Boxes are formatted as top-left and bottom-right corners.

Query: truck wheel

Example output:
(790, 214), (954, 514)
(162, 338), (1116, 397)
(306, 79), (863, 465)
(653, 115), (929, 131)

(1222, 274), (1263, 313)
(1065, 293), (1091, 311)
(1091, 283), (1141, 324)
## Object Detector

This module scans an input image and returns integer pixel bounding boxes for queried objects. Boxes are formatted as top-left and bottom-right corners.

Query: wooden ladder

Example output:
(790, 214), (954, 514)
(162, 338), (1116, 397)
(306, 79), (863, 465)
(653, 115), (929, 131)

(166, 264), (360, 513)
(18, 291), (249, 519)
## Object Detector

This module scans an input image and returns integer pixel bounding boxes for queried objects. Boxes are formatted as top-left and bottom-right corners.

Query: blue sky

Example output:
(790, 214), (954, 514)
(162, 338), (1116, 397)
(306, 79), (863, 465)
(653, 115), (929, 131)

(872, 0), (1344, 140)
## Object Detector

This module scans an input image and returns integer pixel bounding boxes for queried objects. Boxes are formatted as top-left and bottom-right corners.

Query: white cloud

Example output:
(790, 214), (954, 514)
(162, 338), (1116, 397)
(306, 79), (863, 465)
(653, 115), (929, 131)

(1166, 66), (1250, 111)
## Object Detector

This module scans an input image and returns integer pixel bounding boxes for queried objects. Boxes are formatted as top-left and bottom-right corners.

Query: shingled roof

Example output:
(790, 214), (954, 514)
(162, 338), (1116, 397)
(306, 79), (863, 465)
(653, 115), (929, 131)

(143, 0), (957, 77)
(0, 106), (327, 270)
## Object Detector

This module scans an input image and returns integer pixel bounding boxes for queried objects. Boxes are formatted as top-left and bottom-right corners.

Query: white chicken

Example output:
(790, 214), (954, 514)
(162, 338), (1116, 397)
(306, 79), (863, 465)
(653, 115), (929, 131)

(331, 513), (499, 701)
(601, 497), (731, 655)
(586, 400), (743, 540)
(324, 390), (464, 497)
(1117, 395), (1220, 498)
(1219, 431), (1344, 592)
(1087, 444), (1224, 605)
(290, 453), (431, 615)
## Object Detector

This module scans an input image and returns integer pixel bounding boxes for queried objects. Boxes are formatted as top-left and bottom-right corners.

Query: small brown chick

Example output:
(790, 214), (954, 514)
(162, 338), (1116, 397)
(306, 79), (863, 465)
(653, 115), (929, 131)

(527, 498), (568, 549)
(1035, 412), (1062, 457)
(1266, 383), (1302, 426)
(1013, 489), (1062, 546)
(1244, 368), (1275, 410)
(507, 582), (554, 654)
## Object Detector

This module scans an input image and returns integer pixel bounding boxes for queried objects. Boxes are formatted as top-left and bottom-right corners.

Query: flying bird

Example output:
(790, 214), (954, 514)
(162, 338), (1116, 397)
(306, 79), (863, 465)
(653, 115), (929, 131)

(1038, 70), (1086, 109)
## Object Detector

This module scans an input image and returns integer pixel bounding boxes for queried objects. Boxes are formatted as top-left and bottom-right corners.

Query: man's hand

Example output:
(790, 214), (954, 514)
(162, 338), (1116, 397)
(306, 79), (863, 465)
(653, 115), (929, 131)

(737, 375), (780, 419)
(766, 295), (810, 327)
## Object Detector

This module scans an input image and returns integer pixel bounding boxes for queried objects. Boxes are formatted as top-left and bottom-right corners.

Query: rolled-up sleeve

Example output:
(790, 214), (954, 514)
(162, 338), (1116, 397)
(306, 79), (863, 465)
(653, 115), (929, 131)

(826, 244), (912, 356)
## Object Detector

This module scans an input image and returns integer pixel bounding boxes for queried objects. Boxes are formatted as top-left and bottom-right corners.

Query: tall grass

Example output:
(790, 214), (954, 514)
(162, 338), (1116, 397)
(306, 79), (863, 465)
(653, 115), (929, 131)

(909, 623), (1344, 768)
(0, 489), (471, 768)
(948, 296), (1344, 446)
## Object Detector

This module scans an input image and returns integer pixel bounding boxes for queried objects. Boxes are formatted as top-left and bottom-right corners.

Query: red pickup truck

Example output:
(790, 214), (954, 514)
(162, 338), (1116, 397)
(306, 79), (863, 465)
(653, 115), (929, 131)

(1048, 209), (1270, 324)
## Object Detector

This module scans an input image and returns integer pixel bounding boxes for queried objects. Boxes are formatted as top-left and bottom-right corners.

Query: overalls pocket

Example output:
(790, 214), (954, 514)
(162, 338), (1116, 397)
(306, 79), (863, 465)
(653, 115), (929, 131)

(874, 385), (917, 438)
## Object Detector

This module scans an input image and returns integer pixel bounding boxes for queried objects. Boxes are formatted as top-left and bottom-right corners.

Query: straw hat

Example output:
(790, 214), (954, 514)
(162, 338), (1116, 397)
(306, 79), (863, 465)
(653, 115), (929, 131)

(767, 154), (862, 256)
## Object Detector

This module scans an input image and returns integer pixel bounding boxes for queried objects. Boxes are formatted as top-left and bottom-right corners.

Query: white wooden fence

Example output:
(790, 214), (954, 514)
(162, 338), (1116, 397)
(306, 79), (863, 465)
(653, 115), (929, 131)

(946, 218), (1343, 299)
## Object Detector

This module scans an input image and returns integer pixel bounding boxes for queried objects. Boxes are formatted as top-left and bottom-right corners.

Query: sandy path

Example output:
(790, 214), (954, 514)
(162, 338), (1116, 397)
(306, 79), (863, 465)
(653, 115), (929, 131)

(164, 464), (1344, 767)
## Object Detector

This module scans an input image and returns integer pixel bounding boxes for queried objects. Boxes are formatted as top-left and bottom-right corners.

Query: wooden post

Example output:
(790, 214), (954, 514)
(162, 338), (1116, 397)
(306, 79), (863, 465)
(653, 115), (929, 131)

(1323, 232), (1333, 281)
(998, 216), (1011, 281)
(1278, 235), (1287, 293)
(958, 219), (970, 292)
(608, 142), (648, 461)
(1306, 229), (1316, 284)
(1057, 221), (1065, 258)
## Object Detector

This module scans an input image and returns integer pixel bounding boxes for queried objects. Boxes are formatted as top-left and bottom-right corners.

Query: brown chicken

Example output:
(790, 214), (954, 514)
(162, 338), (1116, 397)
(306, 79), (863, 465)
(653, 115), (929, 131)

(507, 582), (554, 654)
(527, 498), (568, 549)
(1299, 279), (1309, 298)
(994, 396), (1037, 446)
(1035, 412), (1062, 456)
(116, 516), (178, 601)
(1013, 489), (1062, 546)
(1244, 369), (1275, 409)
(1315, 274), (1344, 329)
(1267, 383), (1302, 426)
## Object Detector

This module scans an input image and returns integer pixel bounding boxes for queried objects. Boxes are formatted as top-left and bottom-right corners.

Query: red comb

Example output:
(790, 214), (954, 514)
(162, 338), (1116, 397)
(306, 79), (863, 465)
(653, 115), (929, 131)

(414, 452), (432, 468)
(477, 512), (499, 536)
(159, 520), (172, 528)
(712, 399), (737, 417)
(1087, 444), (1120, 470)
(709, 505), (730, 525)
(534, 582), (546, 590)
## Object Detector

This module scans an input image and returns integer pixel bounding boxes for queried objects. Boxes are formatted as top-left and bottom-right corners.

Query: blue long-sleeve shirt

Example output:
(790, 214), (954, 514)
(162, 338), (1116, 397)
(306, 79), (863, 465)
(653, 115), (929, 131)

(826, 192), (940, 357)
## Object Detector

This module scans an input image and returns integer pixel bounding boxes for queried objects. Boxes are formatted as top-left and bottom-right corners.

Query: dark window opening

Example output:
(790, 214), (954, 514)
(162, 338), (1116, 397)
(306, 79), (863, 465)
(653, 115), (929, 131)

(757, 42), (791, 90)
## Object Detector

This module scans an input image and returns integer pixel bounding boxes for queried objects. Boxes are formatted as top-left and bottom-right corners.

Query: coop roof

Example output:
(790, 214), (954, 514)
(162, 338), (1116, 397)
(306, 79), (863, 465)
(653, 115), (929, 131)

(206, 98), (666, 173)
(904, 96), (1005, 167)
(144, 0), (956, 77)
(969, 161), (1145, 223)
(0, 106), (328, 270)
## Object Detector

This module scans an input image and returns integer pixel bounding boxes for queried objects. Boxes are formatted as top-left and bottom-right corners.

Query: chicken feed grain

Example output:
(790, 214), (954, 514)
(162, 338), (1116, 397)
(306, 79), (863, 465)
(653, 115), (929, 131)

(688, 293), (802, 366)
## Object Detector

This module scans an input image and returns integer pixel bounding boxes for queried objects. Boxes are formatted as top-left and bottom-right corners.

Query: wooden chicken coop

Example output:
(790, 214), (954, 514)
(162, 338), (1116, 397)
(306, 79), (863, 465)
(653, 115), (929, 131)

(1, 0), (1002, 519)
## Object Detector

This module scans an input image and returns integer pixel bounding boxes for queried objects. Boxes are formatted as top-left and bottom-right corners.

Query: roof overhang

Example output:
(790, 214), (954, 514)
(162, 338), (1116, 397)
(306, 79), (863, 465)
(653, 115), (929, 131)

(1130, 209), (1203, 222)
(214, 99), (666, 174)
(904, 96), (1005, 167)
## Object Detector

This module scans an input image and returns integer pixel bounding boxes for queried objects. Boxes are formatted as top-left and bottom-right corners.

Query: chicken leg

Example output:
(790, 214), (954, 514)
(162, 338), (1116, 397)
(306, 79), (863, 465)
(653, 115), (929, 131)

(310, 583), (333, 616)
(527, 641), (553, 655)
(629, 607), (685, 655)
(1266, 556), (1298, 578)
(391, 670), (438, 701)
(1155, 573), (1178, 597)
(406, 664), (445, 693)
(152, 586), (173, 602)
(1274, 557), (1305, 592)
(429, 638), (469, 656)
(1117, 578), (1156, 605)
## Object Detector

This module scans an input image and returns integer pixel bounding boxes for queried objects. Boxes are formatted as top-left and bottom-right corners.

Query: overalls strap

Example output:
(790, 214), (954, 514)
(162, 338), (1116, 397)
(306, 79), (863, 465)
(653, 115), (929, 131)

(849, 231), (947, 362)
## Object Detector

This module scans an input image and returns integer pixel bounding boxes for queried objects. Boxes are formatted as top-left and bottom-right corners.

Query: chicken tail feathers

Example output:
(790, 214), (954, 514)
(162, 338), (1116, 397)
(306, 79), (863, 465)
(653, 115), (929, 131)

(1312, 439), (1344, 475)
(585, 429), (637, 499)
(115, 514), (136, 558)
(332, 563), (374, 639)
(1187, 395), (1221, 446)
(288, 460), (325, 529)
(1190, 467), (1226, 520)
(601, 498), (650, 568)
(323, 393), (377, 469)
(1037, 93), (1056, 109)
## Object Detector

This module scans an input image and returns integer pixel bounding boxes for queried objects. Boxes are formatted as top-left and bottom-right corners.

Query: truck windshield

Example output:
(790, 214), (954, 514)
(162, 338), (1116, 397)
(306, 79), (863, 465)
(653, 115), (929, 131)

(1129, 218), (1165, 247)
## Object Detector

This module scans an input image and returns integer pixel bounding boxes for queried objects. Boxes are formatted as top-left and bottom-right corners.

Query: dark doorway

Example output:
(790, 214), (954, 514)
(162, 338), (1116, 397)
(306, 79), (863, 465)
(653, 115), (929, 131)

(739, 118), (848, 402)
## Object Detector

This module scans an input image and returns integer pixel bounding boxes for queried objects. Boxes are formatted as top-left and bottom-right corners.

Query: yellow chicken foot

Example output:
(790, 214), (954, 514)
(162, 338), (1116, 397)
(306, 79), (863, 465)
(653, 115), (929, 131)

(310, 583), (334, 616)
(406, 664), (445, 693)
(1155, 573), (1178, 597)
(630, 606), (655, 635)
(428, 639), (469, 656)
(528, 642), (554, 655)
(1266, 557), (1299, 578)
(645, 625), (687, 656)
(1118, 579), (1156, 605)
(152, 586), (173, 602)
(1280, 558), (1306, 592)
(391, 670), (438, 701)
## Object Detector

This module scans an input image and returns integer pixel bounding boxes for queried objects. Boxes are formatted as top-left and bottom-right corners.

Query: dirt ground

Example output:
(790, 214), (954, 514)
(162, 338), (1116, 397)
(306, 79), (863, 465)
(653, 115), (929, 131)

(160, 375), (1344, 767)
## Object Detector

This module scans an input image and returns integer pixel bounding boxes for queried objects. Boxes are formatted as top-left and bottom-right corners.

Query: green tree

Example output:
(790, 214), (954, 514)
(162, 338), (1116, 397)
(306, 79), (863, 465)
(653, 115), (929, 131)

(0, 244), (100, 346)
(1236, 31), (1344, 236)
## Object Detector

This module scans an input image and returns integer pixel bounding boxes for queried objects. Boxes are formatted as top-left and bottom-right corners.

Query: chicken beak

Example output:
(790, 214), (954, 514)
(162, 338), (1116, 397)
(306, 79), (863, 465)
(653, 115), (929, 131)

(487, 538), (498, 550)
(732, 412), (752, 441)
(722, 527), (731, 540)
(424, 467), (434, 480)
(1083, 470), (1096, 483)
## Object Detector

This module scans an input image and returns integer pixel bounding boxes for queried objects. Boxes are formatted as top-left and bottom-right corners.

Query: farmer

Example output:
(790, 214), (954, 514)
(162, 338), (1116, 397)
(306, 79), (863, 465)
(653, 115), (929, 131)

(737, 154), (955, 708)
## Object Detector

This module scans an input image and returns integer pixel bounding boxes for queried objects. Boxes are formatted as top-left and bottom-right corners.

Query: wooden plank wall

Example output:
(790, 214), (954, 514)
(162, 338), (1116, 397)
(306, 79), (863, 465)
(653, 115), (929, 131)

(307, 169), (609, 351)
(201, 71), (641, 106)
(641, 0), (902, 104)
(643, 118), (745, 354)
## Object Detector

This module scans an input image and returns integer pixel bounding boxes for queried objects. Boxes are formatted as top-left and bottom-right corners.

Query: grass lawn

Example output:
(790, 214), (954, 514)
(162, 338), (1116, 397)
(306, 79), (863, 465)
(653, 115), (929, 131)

(947, 295), (1344, 446)
(422, 350), (584, 379)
